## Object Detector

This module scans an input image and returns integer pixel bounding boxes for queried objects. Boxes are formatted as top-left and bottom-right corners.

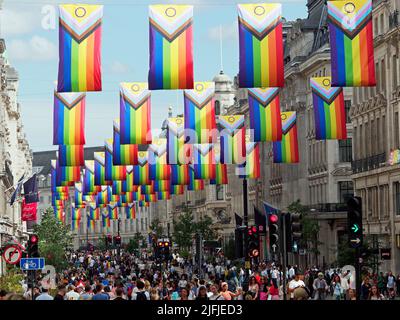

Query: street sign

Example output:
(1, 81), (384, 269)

(380, 248), (391, 260)
(20, 258), (45, 271)
(2, 245), (23, 265)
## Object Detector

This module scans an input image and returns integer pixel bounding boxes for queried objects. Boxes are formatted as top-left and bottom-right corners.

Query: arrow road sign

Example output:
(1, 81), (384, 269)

(351, 224), (359, 233)
(272, 244), (277, 252)
(350, 238), (361, 244)
(2, 245), (22, 265)
(20, 258), (45, 271)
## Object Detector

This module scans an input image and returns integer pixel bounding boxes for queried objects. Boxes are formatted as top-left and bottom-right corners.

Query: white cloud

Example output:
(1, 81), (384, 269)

(208, 22), (237, 41)
(0, 9), (38, 36)
(7, 36), (57, 61)
(109, 61), (132, 74)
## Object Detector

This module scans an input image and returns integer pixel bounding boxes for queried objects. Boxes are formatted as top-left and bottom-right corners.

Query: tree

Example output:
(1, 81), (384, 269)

(288, 200), (322, 267)
(196, 215), (217, 241)
(172, 211), (194, 250)
(149, 218), (163, 238)
(33, 208), (73, 272)
(126, 233), (145, 253)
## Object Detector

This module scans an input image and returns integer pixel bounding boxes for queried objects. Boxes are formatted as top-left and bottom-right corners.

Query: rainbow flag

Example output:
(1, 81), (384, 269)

(71, 219), (80, 231)
(94, 152), (112, 186)
(273, 112), (299, 163)
(149, 5), (194, 90)
(138, 201), (150, 208)
(149, 138), (170, 180)
(53, 92), (86, 145)
(51, 162), (74, 188)
(132, 151), (151, 185)
(96, 186), (111, 206)
(54, 191), (69, 201)
(102, 212), (111, 229)
(184, 82), (217, 143)
(58, 144), (84, 167)
(167, 117), (192, 165)
(157, 192), (171, 201)
(218, 115), (246, 164)
(238, 135), (261, 179)
(171, 164), (190, 185)
(126, 204), (136, 219)
(238, 3), (284, 88)
(124, 191), (143, 203)
(74, 183), (86, 208)
(193, 144), (216, 180)
(71, 206), (82, 221)
(83, 160), (101, 195)
(188, 165), (205, 191)
(52, 159), (81, 185)
(51, 194), (65, 208)
(105, 139), (127, 181)
(108, 203), (119, 219)
(328, 0), (376, 86)
(140, 182), (155, 194)
(125, 167), (139, 192)
(89, 204), (100, 220)
(154, 180), (170, 192)
(248, 88), (282, 142)
(53, 207), (65, 223)
(113, 119), (139, 165)
(210, 145), (228, 185)
(87, 217), (96, 231)
(311, 77), (347, 140)
(120, 82), (152, 145)
(170, 183), (185, 195)
(112, 180), (127, 195)
(144, 194), (157, 203)
(58, 4), (103, 92)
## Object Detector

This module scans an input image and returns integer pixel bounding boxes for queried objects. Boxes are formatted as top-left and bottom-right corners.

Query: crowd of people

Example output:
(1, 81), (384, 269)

(1, 250), (399, 301)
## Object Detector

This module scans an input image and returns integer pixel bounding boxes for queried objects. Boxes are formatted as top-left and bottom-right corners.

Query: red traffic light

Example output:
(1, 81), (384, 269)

(29, 234), (38, 244)
(250, 249), (259, 257)
(251, 226), (257, 233)
(247, 228), (253, 236)
(269, 214), (279, 224)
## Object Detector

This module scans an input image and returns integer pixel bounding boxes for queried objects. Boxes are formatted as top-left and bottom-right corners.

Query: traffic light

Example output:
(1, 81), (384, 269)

(286, 212), (303, 253)
(268, 214), (280, 253)
(114, 235), (122, 246)
(106, 235), (112, 246)
(248, 226), (259, 258)
(348, 196), (363, 248)
(27, 234), (39, 258)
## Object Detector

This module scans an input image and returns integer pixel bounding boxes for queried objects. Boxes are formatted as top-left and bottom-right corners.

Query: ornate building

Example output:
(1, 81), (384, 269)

(350, 0), (400, 273)
(0, 2), (33, 275)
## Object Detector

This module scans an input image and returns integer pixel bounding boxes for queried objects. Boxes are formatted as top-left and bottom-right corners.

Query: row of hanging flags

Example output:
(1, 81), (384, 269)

(50, 1), (376, 229)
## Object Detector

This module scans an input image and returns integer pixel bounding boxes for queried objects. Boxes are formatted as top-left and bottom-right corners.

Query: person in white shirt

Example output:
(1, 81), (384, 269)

(288, 273), (306, 300)
(65, 285), (80, 300)
(288, 266), (295, 279)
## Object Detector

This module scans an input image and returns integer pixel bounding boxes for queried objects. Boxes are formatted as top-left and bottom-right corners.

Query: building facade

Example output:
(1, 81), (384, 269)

(0, 1), (33, 275)
(350, 0), (400, 273)
(33, 148), (153, 250)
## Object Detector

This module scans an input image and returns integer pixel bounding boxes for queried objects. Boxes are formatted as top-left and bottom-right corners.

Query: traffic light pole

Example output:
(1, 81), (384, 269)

(355, 247), (361, 300)
(117, 218), (121, 258)
(242, 178), (250, 290)
(282, 212), (288, 301)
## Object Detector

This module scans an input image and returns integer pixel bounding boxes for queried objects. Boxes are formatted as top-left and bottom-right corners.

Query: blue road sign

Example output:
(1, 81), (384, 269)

(20, 258), (45, 271)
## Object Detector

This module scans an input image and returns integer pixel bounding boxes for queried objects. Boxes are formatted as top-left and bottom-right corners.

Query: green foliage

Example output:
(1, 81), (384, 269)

(0, 269), (24, 294)
(196, 215), (217, 241)
(33, 208), (73, 272)
(126, 233), (145, 253)
(173, 211), (194, 250)
(149, 219), (164, 238)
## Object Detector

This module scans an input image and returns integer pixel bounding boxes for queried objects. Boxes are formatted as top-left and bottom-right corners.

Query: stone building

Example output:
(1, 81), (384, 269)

(350, 0), (400, 273)
(33, 147), (153, 250)
(0, 3), (33, 275)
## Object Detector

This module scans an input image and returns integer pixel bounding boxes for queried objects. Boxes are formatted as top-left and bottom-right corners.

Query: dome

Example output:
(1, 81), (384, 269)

(213, 70), (232, 84)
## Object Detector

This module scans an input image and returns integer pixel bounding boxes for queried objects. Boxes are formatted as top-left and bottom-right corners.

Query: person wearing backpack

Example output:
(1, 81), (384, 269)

(132, 280), (150, 301)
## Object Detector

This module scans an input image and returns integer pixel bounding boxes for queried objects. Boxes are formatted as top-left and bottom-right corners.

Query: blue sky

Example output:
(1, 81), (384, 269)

(1, 0), (307, 151)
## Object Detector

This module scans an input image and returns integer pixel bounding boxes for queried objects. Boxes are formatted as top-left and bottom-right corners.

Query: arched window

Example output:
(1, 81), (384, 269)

(215, 100), (221, 116)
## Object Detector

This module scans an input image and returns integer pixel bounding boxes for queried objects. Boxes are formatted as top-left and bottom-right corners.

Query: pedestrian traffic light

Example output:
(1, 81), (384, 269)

(248, 226), (259, 258)
(114, 235), (122, 246)
(348, 196), (363, 248)
(268, 214), (280, 253)
(286, 212), (302, 253)
(27, 234), (39, 258)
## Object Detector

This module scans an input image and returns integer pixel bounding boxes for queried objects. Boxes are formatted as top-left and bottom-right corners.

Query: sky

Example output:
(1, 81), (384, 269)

(1, 0), (308, 151)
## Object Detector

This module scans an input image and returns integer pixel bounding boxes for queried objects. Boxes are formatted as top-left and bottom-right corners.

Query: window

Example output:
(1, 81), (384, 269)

(215, 100), (221, 116)
(344, 100), (351, 123)
(381, 59), (386, 94)
(394, 182), (400, 215)
(393, 55), (398, 89)
(216, 185), (224, 200)
(339, 181), (354, 204)
(395, 112), (399, 149)
(339, 139), (352, 162)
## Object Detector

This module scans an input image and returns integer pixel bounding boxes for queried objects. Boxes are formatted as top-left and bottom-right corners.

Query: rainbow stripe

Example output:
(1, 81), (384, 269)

(89, 205), (100, 220)
(167, 117), (191, 165)
(273, 112), (299, 163)
(120, 83), (152, 145)
(108, 204), (119, 219)
(170, 183), (185, 195)
(87, 218), (96, 231)
(328, 0), (376, 86)
(210, 164), (228, 185)
(133, 151), (151, 185)
(53, 206), (65, 223)
(138, 201), (150, 208)
(184, 82), (217, 143)
(51, 194), (65, 208)
(188, 165), (205, 191)
(58, 5), (103, 92)
(96, 186), (111, 206)
(154, 180), (170, 192)
(54, 160), (81, 185)
(83, 161), (101, 195)
(51, 162), (74, 188)
(140, 182), (155, 194)
(238, 4), (284, 88)
(113, 119), (139, 165)
(74, 185), (85, 208)
(71, 219), (80, 231)
(248, 88), (282, 142)
(311, 77), (347, 140)
(126, 204), (136, 219)
(144, 194), (157, 203)
(157, 192), (171, 200)
(71, 207), (82, 220)
(112, 180), (127, 195)
(149, 5), (194, 90)
(105, 140), (127, 181)
(193, 144), (216, 180)
(94, 152), (112, 186)
(125, 168), (139, 192)
(124, 191), (143, 202)
(58, 144), (84, 167)
(53, 92), (86, 145)
(171, 164), (190, 185)
(149, 138), (171, 180)
(218, 115), (246, 164)
(238, 135), (261, 179)
(102, 212), (110, 229)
